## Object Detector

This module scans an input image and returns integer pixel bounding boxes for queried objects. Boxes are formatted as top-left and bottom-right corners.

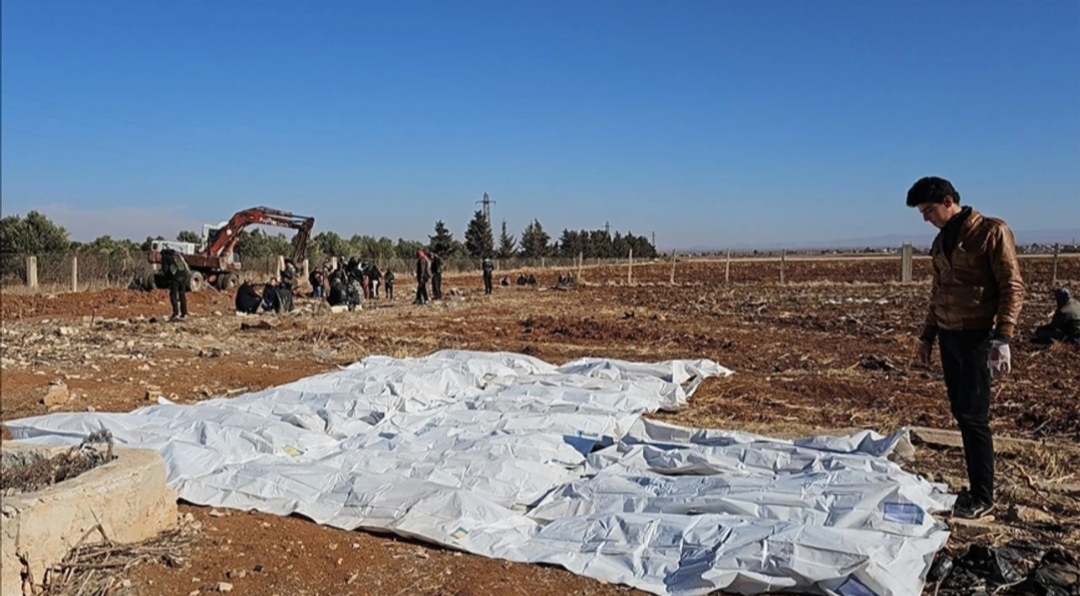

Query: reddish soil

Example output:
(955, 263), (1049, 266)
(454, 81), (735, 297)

(2, 255), (1078, 595)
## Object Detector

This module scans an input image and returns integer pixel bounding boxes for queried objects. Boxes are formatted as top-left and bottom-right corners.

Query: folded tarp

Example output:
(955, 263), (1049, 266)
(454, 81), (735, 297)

(5, 350), (952, 596)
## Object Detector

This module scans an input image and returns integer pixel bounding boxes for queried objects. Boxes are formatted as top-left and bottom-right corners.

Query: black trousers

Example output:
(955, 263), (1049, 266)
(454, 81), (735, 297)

(432, 273), (443, 300)
(169, 277), (188, 317)
(938, 328), (994, 503)
(483, 273), (493, 294)
(415, 280), (428, 304)
(1033, 325), (1080, 345)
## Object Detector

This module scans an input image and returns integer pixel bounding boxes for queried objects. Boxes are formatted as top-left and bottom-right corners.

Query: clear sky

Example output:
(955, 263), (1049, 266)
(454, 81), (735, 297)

(2, 0), (1078, 249)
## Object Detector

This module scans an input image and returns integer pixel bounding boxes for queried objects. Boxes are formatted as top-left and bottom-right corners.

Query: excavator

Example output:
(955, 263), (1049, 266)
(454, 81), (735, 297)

(136, 207), (315, 292)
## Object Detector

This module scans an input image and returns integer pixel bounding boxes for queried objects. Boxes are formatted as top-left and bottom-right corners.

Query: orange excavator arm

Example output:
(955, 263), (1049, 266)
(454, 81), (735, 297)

(207, 207), (316, 262)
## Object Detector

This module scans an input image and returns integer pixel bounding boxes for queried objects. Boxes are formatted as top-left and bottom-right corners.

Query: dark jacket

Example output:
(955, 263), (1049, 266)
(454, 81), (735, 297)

(921, 208), (1025, 341)
(281, 264), (296, 291)
(235, 282), (262, 313)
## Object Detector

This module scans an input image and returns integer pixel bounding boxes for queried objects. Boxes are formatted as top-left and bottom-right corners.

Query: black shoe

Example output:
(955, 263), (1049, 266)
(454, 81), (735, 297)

(952, 491), (994, 519)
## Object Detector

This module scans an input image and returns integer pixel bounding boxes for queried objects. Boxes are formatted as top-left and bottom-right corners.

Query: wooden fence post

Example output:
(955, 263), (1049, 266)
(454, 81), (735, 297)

(1052, 243), (1060, 286)
(541, 256), (545, 269)
(577, 251), (583, 282)
(71, 255), (79, 292)
(669, 250), (676, 284)
(901, 243), (913, 283)
(302, 259), (310, 283)
(26, 256), (38, 289)
(780, 250), (786, 284)
(725, 248), (731, 284)
(627, 248), (633, 284)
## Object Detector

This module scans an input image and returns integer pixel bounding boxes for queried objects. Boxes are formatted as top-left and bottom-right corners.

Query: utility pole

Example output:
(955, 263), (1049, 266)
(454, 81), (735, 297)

(604, 221), (610, 236)
(476, 192), (496, 223)
(651, 231), (656, 248)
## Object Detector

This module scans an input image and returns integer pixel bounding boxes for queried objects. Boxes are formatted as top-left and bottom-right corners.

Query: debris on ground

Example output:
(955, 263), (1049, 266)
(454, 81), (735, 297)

(933, 541), (1080, 596)
(859, 354), (897, 372)
(1, 430), (115, 496)
(40, 516), (200, 596)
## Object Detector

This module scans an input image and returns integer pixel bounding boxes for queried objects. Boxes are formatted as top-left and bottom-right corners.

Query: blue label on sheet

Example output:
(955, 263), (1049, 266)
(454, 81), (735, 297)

(837, 575), (878, 596)
(882, 502), (924, 525)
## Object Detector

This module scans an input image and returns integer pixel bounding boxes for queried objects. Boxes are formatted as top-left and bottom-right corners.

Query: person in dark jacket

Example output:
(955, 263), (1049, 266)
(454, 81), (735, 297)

(1033, 288), (1080, 345)
(430, 252), (444, 300)
(415, 250), (431, 304)
(261, 279), (280, 312)
(235, 281), (262, 314)
(160, 248), (190, 320)
(481, 257), (494, 295)
(277, 259), (296, 312)
(384, 270), (395, 300)
(327, 277), (347, 307)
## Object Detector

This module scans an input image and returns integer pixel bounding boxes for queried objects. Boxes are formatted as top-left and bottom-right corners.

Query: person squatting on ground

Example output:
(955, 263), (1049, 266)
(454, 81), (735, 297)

(909, 176), (1025, 519)
(235, 281), (262, 314)
(1032, 288), (1080, 345)
(160, 248), (190, 320)
(482, 257), (494, 295)
(415, 249), (431, 304)
(261, 278), (280, 312)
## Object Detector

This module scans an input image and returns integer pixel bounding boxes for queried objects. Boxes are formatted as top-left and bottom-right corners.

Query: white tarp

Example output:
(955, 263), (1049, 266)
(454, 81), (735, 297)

(5, 350), (952, 596)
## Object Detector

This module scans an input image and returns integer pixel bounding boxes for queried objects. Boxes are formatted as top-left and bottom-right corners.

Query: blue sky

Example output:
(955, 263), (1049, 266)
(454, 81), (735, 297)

(3, 1), (1078, 249)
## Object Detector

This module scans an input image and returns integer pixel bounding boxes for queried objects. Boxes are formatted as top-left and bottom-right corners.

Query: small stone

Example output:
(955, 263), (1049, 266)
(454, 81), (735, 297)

(346, 572), (359, 584)
(1015, 505), (1055, 523)
(217, 582), (233, 593)
(121, 579), (131, 588)
(86, 406), (96, 412)
(252, 564), (263, 573)
(43, 381), (70, 406)
(189, 591), (200, 596)
(145, 386), (162, 401)
(209, 509), (224, 518)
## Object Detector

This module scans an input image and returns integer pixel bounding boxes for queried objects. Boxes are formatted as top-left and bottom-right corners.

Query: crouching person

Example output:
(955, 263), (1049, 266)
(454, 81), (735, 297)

(1033, 288), (1080, 345)
(235, 281), (261, 314)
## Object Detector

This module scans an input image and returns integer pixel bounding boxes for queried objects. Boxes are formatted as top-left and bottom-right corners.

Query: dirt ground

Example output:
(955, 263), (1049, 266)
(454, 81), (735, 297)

(2, 255), (1078, 596)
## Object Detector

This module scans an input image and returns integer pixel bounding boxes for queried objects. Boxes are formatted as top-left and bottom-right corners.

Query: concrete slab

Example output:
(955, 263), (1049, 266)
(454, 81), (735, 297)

(1, 442), (177, 595)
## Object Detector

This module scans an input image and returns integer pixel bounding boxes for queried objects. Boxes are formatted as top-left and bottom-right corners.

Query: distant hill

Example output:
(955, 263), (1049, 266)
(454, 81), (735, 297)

(678, 228), (1080, 253)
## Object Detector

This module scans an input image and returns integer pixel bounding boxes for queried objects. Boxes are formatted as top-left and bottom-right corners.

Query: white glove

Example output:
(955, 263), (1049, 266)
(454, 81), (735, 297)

(988, 340), (1011, 377)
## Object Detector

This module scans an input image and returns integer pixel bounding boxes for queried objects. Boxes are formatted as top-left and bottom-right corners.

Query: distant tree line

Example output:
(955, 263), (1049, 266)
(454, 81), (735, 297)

(0, 210), (658, 267)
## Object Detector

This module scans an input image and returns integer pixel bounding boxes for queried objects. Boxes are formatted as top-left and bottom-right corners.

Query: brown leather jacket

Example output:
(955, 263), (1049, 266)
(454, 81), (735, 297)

(921, 208), (1025, 341)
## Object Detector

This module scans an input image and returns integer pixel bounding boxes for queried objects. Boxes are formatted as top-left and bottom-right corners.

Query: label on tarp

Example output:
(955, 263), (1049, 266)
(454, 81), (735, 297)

(837, 575), (878, 596)
(882, 502), (924, 525)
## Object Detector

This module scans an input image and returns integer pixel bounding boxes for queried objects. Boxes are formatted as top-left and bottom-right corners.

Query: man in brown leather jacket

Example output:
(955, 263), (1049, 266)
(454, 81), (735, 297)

(908, 176), (1025, 519)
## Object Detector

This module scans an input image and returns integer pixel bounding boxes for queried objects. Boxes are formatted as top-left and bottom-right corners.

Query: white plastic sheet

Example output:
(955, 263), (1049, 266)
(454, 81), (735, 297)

(5, 350), (952, 596)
